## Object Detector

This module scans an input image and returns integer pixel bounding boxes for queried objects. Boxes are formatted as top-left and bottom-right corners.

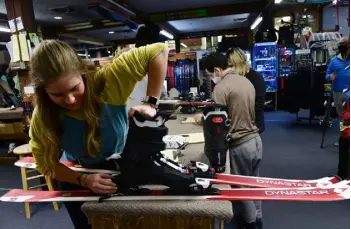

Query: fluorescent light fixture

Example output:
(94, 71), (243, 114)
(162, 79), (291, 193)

(77, 40), (104, 46)
(250, 16), (263, 30)
(160, 30), (174, 39)
(66, 25), (93, 31)
(109, 31), (115, 34)
(0, 27), (10, 33)
(281, 16), (291, 22)
(217, 36), (223, 42)
(54, 16), (62, 20)
(275, 0), (282, 3)
(181, 43), (187, 48)
(77, 53), (90, 57)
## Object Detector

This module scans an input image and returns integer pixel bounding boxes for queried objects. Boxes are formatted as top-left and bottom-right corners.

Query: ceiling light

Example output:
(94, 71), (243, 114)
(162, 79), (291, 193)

(66, 25), (93, 31)
(281, 16), (291, 22)
(108, 50), (111, 53)
(332, 0), (337, 4)
(250, 16), (263, 30)
(160, 30), (174, 39)
(181, 43), (187, 48)
(109, 31), (115, 34)
(54, 16), (62, 20)
(0, 27), (10, 33)
(275, 0), (282, 3)
(77, 40), (104, 46)
(217, 36), (223, 42)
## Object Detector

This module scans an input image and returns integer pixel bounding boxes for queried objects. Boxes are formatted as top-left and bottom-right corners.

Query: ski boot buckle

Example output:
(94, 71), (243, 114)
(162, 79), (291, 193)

(189, 161), (217, 178)
(188, 178), (221, 195)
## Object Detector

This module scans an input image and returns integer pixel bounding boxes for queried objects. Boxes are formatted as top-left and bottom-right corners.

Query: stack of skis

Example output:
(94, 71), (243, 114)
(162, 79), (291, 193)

(0, 156), (349, 203)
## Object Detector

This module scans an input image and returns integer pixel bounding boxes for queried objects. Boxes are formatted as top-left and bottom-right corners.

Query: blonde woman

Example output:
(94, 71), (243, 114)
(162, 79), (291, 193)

(226, 47), (266, 134)
(29, 40), (168, 228)
(226, 47), (265, 229)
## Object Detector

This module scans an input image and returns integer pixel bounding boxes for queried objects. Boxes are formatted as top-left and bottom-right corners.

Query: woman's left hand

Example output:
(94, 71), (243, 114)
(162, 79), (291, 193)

(128, 104), (157, 118)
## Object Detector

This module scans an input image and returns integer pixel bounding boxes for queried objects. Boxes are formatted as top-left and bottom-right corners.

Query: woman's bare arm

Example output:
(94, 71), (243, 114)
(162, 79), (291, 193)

(146, 47), (169, 99)
(53, 163), (81, 185)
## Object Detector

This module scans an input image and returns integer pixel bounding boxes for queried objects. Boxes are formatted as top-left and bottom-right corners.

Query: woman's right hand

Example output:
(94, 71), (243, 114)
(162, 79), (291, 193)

(84, 173), (117, 194)
(194, 113), (203, 125)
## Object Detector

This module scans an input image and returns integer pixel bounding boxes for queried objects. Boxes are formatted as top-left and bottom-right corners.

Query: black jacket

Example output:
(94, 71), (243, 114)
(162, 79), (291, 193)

(245, 69), (266, 133)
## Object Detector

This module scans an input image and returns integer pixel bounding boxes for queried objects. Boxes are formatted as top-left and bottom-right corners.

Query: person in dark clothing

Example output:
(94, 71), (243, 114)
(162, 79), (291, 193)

(226, 47), (266, 134)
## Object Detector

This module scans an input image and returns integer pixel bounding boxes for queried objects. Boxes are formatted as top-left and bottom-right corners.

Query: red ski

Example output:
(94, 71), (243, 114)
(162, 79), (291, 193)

(14, 156), (119, 175)
(210, 174), (341, 188)
(15, 156), (340, 189)
(0, 181), (349, 203)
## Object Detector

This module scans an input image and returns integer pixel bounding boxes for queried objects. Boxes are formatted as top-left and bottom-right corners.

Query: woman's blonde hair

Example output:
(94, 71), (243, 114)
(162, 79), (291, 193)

(226, 47), (251, 76)
(29, 40), (105, 176)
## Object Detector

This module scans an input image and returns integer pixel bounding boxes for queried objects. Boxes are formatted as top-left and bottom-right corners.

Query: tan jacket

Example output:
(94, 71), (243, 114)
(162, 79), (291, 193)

(213, 73), (258, 146)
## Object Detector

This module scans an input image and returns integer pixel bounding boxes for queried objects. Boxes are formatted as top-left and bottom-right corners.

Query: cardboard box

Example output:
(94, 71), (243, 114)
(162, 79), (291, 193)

(0, 122), (14, 135)
(0, 121), (23, 135)
(12, 122), (23, 133)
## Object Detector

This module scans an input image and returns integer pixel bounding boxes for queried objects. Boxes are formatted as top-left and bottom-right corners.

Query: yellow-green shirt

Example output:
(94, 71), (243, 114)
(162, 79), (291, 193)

(29, 43), (166, 168)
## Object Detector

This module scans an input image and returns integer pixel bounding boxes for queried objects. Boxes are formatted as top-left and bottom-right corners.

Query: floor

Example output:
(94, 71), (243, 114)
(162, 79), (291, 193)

(0, 111), (349, 229)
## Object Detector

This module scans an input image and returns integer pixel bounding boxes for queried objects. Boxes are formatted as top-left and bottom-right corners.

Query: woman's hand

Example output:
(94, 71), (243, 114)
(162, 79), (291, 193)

(128, 104), (157, 118)
(84, 174), (117, 194)
(330, 73), (336, 81)
(194, 113), (203, 125)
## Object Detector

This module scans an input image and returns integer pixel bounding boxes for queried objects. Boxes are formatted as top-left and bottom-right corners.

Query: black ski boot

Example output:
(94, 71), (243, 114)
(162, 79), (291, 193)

(202, 104), (230, 173)
(109, 111), (220, 196)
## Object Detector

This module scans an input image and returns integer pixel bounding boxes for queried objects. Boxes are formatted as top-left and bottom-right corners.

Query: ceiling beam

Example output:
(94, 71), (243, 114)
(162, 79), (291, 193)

(112, 38), (137, 45)
(148, 2), (266, 23)
(58, 33), (114, 46)
(112, 28), (250, 44)
(179, 28), (249, 39)
(158, 22), (180, 37)
(148, 2), (323, 23)
(41, 20), (126, 34)
(122, 2), (181, 39)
